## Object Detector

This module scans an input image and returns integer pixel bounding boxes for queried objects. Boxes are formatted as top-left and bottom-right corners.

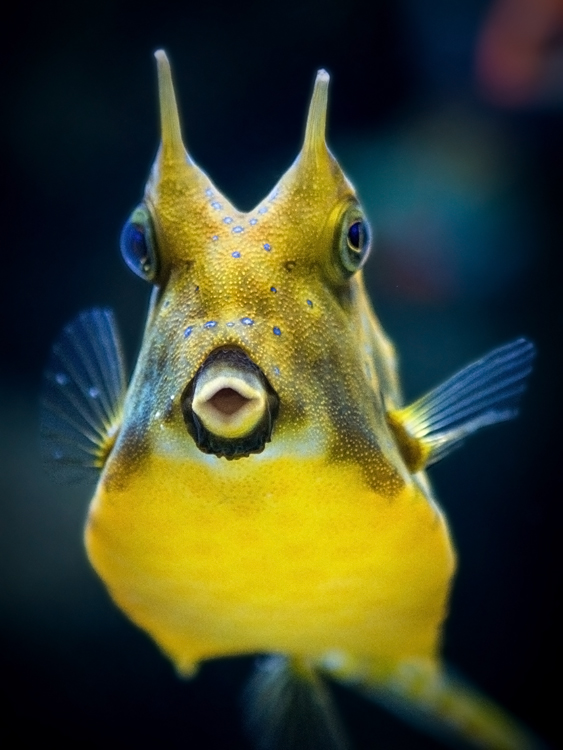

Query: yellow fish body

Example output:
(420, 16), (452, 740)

(42, 52), (541, 749)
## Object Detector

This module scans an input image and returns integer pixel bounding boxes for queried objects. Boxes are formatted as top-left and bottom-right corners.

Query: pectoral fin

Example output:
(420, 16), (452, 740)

(40, 308), (127, 483)
(387, 338), (535, 472)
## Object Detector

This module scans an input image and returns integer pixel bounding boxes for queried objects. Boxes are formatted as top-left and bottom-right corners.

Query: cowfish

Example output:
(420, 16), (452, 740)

(41, 51), (543, 749)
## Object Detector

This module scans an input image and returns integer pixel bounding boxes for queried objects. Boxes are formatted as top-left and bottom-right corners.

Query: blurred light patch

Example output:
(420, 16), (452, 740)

(476, 0), (563, 107)
(338, 104), (533, 303)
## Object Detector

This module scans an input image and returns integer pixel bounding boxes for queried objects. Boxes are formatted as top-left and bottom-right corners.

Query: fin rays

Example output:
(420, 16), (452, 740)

(389, 338), (535, 470)
(40, 308), (126, 483)
(408, 340), (534, 431)
(244, 656), (349, 750)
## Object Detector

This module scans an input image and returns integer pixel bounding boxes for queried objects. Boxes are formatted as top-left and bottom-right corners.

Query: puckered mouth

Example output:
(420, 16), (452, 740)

(181, 347), (279, 459)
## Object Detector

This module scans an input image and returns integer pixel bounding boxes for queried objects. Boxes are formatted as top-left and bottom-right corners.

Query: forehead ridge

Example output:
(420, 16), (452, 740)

(146, 52), (355, 263)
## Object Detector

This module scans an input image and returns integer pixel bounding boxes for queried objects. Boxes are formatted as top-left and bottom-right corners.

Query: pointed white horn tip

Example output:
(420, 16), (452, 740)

(154, 49), (173, 83)
(154, 49), (168, 65)
(155, 49), (174, 92)
(302, 69), (330, 154)
(312, 69), (330, 104)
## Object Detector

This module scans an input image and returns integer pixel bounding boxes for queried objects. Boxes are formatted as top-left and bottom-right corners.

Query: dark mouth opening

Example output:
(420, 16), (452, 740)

(209, 387), (251, 417)
(181, 347), (279, 460)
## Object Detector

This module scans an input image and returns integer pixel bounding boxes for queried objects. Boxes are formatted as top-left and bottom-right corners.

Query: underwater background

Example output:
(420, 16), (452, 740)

(0, 0), (560, 746)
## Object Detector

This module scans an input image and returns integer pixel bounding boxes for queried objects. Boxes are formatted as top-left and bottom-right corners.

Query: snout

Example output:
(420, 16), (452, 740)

(181, 347), (279, 459)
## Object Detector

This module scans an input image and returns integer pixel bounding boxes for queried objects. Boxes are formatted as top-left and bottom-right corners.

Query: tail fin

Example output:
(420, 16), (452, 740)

(244, 655), (349, 750)
(327, 659), (545, 750)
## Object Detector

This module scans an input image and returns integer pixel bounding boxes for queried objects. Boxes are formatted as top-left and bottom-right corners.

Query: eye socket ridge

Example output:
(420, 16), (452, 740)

(337, 203), (371, 275)
(120, 204), (158, 282)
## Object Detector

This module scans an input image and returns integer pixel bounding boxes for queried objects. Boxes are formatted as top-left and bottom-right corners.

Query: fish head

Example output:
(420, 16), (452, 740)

(118, 51), (388, 466)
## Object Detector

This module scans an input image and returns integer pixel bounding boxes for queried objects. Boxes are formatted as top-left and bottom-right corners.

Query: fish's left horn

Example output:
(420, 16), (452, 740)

(155, 50), (186, 162)
(302, 69), (330, 159)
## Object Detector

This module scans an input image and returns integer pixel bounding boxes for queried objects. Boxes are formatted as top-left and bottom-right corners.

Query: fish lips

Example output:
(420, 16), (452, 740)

(181, 347), (279, 460)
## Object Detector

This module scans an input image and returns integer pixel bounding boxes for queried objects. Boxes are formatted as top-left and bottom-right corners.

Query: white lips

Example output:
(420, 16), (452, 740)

(191, 362), (268, 439)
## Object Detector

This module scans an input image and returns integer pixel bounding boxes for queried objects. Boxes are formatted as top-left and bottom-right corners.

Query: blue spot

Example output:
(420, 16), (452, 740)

(226, 322), (235, 327)
(184, 326), (193, 338)
(232, 251), (241, 258)
(273, 366), (280, 376)
(249, 218), (258, 226)
(204, 321), (217, 329)
(241, 317), (253, 326)
(258, 206), (268, 214)
(55, 372), (69, 386)
(232, 226), (244, 234)
(211, 201), (222, 210)
(212, 235), (219, 242)
(223, 216), (233, 224)
(163, 300), (170, 308)
(263, 243), (271, 251)
(89, 386), (100, 399)
(273, 326), (281, 336)
(270, 286), (277, 293)
(205, 188), (213, 197)
(195, 285), (199, 292)
(306, 299), (313, 307)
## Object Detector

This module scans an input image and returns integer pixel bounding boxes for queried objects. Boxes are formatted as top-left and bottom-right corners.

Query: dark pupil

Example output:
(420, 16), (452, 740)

(122, 222), (150, 271)
(348, 221), (364, 251)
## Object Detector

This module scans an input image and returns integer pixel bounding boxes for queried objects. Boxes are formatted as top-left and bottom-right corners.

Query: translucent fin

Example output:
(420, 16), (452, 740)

(331, 661), (545, 750)
(244, 655), (349, 750)
(387, 338), (535, 471)
(40, 308), (126, 483)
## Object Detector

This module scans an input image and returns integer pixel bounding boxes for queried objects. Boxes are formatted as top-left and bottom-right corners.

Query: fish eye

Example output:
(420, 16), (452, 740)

(120, 204), (158, 282)
(338, 207), (371, 275)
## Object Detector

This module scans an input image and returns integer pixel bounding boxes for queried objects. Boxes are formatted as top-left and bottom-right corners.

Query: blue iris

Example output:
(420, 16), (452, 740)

(342, 216), (371, 274)
(120, 205), (157, 281)
(121, 224), (148, 275)
(347, 221), (369, 256)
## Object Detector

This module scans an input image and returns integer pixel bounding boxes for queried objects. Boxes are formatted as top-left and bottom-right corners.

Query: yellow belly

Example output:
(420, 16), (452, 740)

(85, 452), (455, 675)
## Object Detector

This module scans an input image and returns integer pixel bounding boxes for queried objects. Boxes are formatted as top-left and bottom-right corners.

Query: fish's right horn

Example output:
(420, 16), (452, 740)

(154, 50), (188, 164)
